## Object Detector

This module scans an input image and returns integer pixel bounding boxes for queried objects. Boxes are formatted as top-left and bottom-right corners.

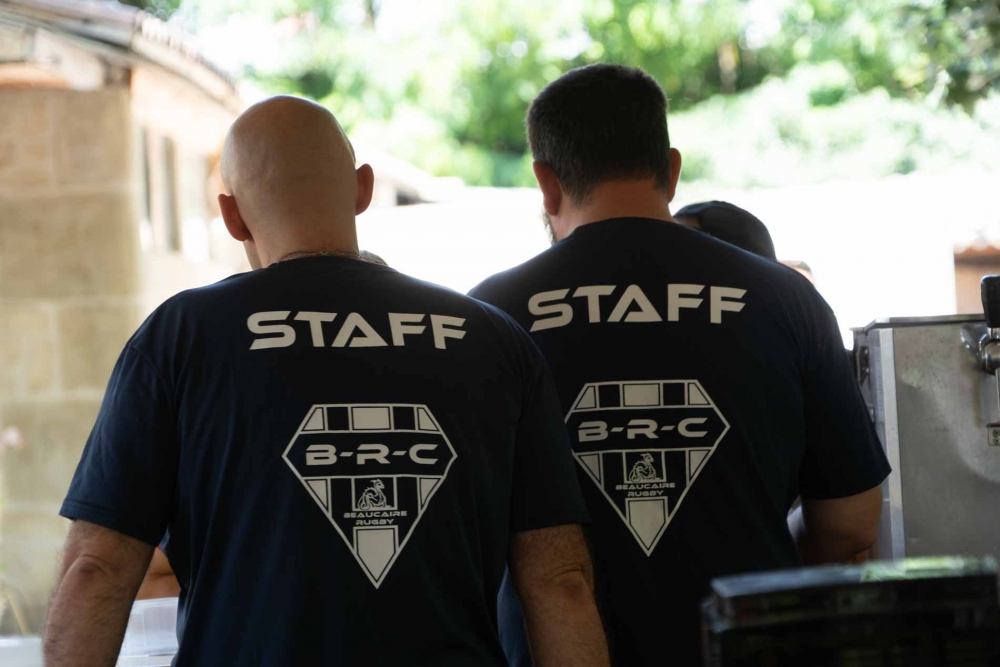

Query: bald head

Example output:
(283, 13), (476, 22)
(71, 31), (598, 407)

(218, 96), (374, 268)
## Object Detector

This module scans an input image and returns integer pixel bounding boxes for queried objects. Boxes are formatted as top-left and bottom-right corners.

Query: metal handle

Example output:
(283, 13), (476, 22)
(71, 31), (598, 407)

(981, 277), (1000, 444)
(982, 275), (1000, 329)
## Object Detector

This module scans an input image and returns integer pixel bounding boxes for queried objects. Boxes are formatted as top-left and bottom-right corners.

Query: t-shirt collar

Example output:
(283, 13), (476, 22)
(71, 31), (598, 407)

(565, 217), (676, 240)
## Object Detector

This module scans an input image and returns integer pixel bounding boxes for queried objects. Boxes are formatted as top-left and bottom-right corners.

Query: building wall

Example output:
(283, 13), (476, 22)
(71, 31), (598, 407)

(955, 257), (1000, 315)
(0, 87), (142, 630)
(129, 64), (246, 309)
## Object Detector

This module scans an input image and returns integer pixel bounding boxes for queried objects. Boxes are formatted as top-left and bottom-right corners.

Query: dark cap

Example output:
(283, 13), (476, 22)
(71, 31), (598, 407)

(675, 201), (777, 261)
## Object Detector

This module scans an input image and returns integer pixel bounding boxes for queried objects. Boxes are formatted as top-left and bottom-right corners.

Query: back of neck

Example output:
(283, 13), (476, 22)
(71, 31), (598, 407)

(561, 180), (673, 237)
(257, 216), (360, 268)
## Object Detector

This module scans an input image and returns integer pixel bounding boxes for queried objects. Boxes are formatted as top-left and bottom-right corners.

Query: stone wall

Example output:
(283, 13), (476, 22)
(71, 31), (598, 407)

(0, 87), (143, 631)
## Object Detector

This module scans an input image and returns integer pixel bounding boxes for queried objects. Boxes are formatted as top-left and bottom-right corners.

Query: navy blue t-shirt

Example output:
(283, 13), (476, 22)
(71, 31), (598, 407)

(469, 218), (891, 667)
(61, 256), (589, 666)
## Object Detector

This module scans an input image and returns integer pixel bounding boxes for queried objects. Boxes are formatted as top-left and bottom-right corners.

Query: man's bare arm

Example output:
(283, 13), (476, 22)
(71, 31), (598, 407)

(509, 524), (610, 667)
(789, 485), (882, 565)
(136, 548), (180, 600)
(45, 520), (154, 667)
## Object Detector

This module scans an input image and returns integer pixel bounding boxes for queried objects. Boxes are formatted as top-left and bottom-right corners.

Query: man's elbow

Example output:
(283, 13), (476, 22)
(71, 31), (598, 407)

(855, 515), (880, 552)
(61, 553), (134, 594)
(802, 521), (877, 565)
(70, 553), (116, 579)
(835, 521), (878, 559)
(527, 567), (594, 605)
(835, 511), (880, 553)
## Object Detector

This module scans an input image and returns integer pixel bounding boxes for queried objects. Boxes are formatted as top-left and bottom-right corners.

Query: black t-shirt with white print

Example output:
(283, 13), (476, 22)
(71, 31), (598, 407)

(61, 256), (588, 666)
(469, 218), (890, 667)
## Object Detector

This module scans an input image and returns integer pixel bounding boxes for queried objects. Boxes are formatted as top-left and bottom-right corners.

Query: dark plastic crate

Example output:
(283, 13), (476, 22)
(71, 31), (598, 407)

(702, 558), (1000, 666)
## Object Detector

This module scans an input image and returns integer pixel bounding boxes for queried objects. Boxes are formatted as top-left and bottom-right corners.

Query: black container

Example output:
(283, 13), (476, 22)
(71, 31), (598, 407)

(702, 557), (1000, 667)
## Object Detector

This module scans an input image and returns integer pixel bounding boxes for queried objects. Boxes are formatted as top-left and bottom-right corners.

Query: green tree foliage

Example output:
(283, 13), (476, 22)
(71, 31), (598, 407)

(903, 0), (1000, 111)
(430, 0), (1000, 184)
(132, 0), (1000, 186)
(581, 0), (752, 105)
(672, 62), (1000, 188)
(120, 0), (183, 19)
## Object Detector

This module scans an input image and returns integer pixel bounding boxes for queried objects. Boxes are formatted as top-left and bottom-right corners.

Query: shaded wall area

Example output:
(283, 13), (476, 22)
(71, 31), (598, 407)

(0, 87), (143, 630)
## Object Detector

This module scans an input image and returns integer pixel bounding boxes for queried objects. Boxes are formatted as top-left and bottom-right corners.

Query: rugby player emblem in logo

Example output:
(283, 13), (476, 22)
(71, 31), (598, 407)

(283, 404), (457, 587)
(567, 381), (729, 555)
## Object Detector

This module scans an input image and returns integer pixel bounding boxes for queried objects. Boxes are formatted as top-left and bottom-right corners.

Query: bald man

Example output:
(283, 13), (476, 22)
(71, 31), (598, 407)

(45, 97), (608, 667)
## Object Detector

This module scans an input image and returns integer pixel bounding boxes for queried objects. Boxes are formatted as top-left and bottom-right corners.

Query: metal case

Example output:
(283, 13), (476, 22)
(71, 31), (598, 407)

(854, 315), (1000, 560)
(701, 557), (1000, 666)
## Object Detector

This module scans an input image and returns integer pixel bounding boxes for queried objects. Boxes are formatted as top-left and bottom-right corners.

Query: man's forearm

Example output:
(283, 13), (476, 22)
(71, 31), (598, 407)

(45, 556), (139, 667)
(788, 506), (870, 565)
(521, 570), (610, 667)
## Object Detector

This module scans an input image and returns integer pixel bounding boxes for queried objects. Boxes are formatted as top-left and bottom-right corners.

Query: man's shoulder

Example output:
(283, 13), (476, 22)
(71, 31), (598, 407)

(667, 233), (836, 324)
(152, 265), (530, 344)
(124, 272), (257, 356)
(470, 222), (811, 297)
(469, 244), (568, 307)
(393, 271), (498, 311)
(158, 269), (261, 309)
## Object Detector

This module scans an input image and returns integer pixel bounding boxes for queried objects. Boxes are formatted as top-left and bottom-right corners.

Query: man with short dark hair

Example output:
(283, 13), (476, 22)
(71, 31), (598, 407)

(470, 64), (890, 666)
(45, 96), (609, 667)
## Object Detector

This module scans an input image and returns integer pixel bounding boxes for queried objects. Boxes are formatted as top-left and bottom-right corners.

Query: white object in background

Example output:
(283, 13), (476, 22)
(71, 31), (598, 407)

(117, 597), (178, 667)
(118, 655), (175, 667)
(0, 636), (43, 667)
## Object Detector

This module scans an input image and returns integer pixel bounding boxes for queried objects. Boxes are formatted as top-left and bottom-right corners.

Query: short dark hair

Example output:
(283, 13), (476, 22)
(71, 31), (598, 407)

(526, 64), (671, 202)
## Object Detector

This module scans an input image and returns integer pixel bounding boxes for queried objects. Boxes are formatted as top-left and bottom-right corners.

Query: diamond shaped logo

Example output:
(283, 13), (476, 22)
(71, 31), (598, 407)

(566, 381), (729, 556)
(283, 404), (457, 587)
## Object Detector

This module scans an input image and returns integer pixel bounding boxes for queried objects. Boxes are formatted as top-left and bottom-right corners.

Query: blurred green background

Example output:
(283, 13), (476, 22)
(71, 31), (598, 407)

(124, 0), (1000, 188)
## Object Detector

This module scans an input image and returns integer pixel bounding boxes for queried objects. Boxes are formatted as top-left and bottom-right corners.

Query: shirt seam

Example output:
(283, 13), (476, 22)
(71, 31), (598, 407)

(126, 343), (177, 416)
(61, 497), (119, 521)
(61, 498), (163, 546)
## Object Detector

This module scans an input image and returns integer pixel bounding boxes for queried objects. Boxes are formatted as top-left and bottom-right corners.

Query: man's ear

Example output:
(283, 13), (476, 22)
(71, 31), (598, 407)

(532, 161), (563, 217)
(666, 148), (683, 203)
(355, 164), (375, 215)
(218, 194), (252, 242)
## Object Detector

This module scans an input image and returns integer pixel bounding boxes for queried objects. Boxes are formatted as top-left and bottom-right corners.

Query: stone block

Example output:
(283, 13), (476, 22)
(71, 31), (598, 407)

(0, 133), (53, 192)
(0, 163), (52, 191)
(0, 92), (53, 191)
(51, 89), (131, 188)
(0, 304), (56, 399)
(0, 193), (140, 299)
(0, 92), (50, 139)
(0, 399), (100, 503)
(21, 139), (50, 164)
(58, 304), (144, 392)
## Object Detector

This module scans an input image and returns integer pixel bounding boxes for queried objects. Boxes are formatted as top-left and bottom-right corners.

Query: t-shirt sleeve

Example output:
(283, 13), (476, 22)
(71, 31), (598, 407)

(468, 276), (515, 317)
(60, 344), (178, 546)
(467, 277), (496, 304)
(509, 339), (591, 533)
(798, 297), (891, 499)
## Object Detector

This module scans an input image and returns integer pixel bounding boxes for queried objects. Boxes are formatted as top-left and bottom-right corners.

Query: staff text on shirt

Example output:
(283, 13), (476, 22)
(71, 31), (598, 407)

(246, 311), (468, 350)
(528, 284), (746, 332)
